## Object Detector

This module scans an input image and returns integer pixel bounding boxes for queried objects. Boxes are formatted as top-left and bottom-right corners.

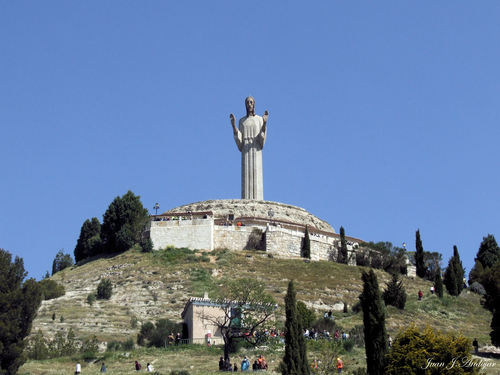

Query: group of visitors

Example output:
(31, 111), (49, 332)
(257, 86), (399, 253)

(77, 361), (153, 373)
(311, 357), (343, 373)
(135, 361), (154, 372)
(219, 355), (268, 372)
(304, 328), (349, 341)
(167, 332), (183, 345)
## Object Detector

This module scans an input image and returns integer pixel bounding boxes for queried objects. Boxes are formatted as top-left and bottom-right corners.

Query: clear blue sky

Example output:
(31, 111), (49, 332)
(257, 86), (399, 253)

(1, 2), (499, 280)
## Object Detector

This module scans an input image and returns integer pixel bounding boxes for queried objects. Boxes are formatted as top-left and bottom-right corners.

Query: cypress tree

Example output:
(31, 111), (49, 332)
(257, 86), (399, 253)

(443, 257), (458, 296)
(444, 246), (465, 296)
(415, 229), (426, 278)
(302, 226), (311, 259)
(281, 280), (309, 375)
(434, 267), (444, 298)
(453, 245), (465, 294)
(360, 270), (387, 375)
(338, 226), (348, 264)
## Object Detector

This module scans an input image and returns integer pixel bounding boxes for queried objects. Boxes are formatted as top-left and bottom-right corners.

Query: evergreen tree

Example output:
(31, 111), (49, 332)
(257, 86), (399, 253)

(338, 226), (348, 264)
(443, 245), (465, 296)
(480, 263), (500, 345)
(359, 270), (387, 375)
(434, 267), (444, 298)
(74, 217), (102, 262)
(302, 226), (311, 259)
(51, 250), (74, 275)
(96, 279), (113, 300)
(468, 259), (485, 285)
(101, 191), (149, 253)
(382, 274), (406, 309)
(0, 249), (42, 375)
(415, 229), (426, 278)
(476, 234), (500, 270)
(281, 280), (309, 375)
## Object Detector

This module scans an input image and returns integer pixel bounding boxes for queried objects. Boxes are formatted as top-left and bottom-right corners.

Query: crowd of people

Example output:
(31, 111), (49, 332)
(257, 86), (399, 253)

(304, 328), (350, 341)
(218, 355), (268, 372)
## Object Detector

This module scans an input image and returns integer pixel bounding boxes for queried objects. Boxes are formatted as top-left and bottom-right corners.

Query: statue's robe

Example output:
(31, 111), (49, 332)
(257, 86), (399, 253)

(233, 114), (267, 200)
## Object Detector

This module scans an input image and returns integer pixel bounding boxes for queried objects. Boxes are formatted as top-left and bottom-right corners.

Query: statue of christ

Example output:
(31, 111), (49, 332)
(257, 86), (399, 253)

(230, 96), (268, 200)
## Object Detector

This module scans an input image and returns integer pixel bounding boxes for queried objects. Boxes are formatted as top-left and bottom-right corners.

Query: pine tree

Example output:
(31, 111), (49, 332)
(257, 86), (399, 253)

(74, 217), (102, 262)
(101, 191), (149, 253)
(444, 245), (465, 296)
(0, 249), (42, 374)
(51, 250), (74, 275)
(434, 267), (444, 298)
(476, 234), (500, 270)
(302, 226), (311, 259)
(382, 274), (406, 309)
(468, 259), (485, 285)
(281, 280), (309, 375)
(415, 229), (426, 278)
(338, 226), (348, 264)
(359, 270), (387, 375)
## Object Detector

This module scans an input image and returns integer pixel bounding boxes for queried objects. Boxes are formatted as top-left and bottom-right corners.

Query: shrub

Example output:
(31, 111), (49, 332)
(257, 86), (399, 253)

(141, 237), (154, 253)
(382, 274), (407, 309)
(312, 317), (336, 333)
(246, 228), (265, 250)
(130, 316), (138, 328)
(87, 293), (96, 305)
(356, 252), (370, 267)
(97, 278), (112, 300)
(107, 338), (134, 351)
(348, 325), (365, 347)
(351, 301), (361, 313)
(106, 341), (122, 351)
(80, 335), (99, 360)
(370, 253), (383, 269)
(39, 279), (65, 300)
(343, 338), (355, 352)
(469, 281), (486, 296)
(352, 368), (367, 375)
(138, 319), (183, 348)
(385, 325), (474, 375)
(297, 301), (316, 330)
(122, 338), (135, 350)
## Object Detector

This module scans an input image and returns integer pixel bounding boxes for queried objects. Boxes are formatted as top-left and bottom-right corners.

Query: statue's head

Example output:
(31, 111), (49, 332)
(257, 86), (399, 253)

(245, 96), (255, 116)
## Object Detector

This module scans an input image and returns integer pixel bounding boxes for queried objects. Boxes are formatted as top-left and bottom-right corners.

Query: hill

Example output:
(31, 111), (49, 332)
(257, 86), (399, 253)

(32, 247), (493, 345)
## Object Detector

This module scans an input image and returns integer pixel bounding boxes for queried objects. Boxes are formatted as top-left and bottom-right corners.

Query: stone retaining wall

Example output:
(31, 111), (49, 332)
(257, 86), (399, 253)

(150, 218), (214, 250)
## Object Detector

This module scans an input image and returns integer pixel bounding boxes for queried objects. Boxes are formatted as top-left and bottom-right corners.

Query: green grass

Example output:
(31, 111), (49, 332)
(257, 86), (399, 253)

(26, 247), (497, 374)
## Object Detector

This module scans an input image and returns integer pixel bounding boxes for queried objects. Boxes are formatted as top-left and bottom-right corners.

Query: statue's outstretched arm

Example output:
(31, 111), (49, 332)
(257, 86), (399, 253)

(257, 110), (268, 149)
(230, 113), (243, 151)
(262, 110), (269, 131)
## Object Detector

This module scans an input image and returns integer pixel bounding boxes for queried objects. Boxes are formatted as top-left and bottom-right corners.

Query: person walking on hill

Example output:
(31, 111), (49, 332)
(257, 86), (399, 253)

(100, 362), (106, 372)
(336, 357), (343, 373)
(75, 362), (81, 374)
(418, 290), (423, 301)
(241, 356), (250, 371)
(135, 361), (142, 371)
(473, 338), (479, 354)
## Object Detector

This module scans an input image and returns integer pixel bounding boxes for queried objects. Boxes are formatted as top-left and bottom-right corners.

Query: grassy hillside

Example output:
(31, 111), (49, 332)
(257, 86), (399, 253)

(22, 247), (497, 374)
